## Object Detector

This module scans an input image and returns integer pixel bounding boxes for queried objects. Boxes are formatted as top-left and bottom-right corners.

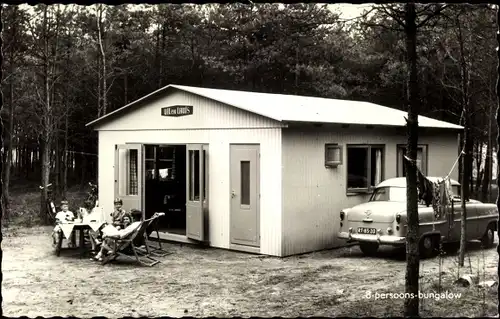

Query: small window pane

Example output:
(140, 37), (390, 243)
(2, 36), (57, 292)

(241, 161), (251, 205)
(171, 147), (177, 180)
(347, 147), (368, 189)
(145, 145), (155, 160)
(158, 147), (174, 160)
(370, 147), (382, 187)
(145, 160), (155, 180)
(117, 149), (127, 196)
(189, 150), (200, 201)
(158, 160), (173, 181)
(203, 150), (207, 201)
(400, 147), (424, 177)
(129, 149), (138, 195)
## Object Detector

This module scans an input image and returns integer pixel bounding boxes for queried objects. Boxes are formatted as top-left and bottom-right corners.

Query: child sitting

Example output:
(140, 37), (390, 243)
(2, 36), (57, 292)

(110, 198), (132, 229)
(52, 201), (75, 246)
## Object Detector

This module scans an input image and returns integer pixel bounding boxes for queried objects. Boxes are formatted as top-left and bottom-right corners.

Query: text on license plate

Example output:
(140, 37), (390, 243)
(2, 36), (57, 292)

(357, 227), (376, 235)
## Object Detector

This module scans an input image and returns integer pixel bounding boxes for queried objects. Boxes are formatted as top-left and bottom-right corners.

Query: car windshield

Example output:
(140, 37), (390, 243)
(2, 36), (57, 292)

(369, 187), (406, 202)
(369, 185), (462, 202)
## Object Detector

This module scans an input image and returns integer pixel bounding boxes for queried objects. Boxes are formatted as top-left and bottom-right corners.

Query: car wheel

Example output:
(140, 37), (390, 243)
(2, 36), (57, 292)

(419, 236), (438, 259)
(481, 225), (495, 249)
(359, 242), (379, 256)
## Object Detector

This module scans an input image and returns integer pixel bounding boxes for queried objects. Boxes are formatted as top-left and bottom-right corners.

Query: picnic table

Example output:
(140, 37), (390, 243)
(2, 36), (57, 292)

(56, 220), (105, 257)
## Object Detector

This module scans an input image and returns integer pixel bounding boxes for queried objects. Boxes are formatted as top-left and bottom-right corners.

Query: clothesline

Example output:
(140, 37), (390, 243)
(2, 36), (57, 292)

(403, 146), (465, 176)
(404, 147), (466, 221)
(65, 150), (98, 157)
(445, 147), (466, 180)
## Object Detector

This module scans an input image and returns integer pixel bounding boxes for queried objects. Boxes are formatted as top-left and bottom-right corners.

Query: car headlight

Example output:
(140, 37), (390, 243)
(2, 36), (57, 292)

(340, 211), (345, 221)
(396, 213), (401, 224)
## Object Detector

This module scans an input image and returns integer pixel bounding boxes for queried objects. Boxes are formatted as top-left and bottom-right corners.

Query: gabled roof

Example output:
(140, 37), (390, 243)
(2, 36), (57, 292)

(86, 84), (463, 130)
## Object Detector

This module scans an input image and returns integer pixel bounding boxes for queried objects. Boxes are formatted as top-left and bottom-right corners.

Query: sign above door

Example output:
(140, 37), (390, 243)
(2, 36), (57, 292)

(161, 105), (193, 117)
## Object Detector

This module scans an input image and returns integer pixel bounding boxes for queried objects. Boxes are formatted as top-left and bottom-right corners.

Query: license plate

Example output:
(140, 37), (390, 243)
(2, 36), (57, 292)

(357, 227), (376, 235)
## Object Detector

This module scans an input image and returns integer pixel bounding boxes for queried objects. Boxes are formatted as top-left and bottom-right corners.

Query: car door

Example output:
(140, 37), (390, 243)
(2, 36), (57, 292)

(449, 198), (462, 242)
(449, 197), (479, 241)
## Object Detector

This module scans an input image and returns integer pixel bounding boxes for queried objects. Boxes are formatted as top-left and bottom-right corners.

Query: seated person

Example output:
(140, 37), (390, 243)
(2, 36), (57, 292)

(88, 198), (130, 254)
(52, 201), (76, 246)
(92, 209), (145, 261)
(110, 198), (132, 229)
(122, 215), (132, 228)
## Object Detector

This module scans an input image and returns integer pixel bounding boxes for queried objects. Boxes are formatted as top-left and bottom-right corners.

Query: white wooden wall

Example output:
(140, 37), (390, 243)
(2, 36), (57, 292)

(96, 90), (284, 256)
(281, 125), (459, 256)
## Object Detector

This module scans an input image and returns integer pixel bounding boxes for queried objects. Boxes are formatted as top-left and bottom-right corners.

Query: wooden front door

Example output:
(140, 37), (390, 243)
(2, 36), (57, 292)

(114, 144), (143, 217)
(230, 144), (260, 247)
(185, 144), (207, 241)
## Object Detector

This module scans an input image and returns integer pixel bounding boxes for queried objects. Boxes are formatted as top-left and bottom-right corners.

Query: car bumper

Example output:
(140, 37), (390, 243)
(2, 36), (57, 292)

(338, 232), (406, 246)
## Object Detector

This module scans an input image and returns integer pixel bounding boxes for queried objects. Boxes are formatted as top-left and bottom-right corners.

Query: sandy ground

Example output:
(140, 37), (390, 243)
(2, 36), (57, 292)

(2, 226), (499, 318)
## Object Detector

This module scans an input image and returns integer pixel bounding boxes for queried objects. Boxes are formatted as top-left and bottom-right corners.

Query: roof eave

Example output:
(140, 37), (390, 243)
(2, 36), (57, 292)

(85, 84), (176, 129)
(282, 120), (463, 130)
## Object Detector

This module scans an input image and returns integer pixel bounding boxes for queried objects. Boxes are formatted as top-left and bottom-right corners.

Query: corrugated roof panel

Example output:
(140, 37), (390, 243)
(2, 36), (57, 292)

(172, 85), (463, 129)
(86, 84), (463, 130)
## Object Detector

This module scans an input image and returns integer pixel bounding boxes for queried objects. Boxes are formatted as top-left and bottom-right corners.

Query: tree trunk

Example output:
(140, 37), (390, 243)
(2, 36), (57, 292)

(55, 131), (60, 198)
(97, 4), (107, 115)
(39, 5), (52, 225)
(482, 110), (492, 202)
(474, 142), (482, 197)
(81, 152), (87, 186)
(295, 42), (299, 92)
(403, 3), (420, 317)
(496, 9), (500, 315)
(63, 109), (68, 198)
(457, 12), (471, 267)
(2, 81), (16, 219)
(159, 23), (166, 88)
(25, 144), (30, 179)
(124, 73), (128, 105)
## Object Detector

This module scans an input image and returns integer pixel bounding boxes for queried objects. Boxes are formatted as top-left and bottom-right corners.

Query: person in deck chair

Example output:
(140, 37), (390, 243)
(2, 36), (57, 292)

(88, 198), (132, 255)
(91, 209), (144, 262)
(110, 198), (132, 229)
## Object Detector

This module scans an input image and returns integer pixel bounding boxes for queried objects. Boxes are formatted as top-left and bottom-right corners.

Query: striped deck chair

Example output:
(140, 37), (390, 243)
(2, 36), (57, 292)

(101, 214), (162, 267)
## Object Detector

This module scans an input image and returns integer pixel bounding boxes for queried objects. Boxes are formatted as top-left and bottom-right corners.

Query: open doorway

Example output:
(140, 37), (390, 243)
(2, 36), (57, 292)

(144, 144), (187, 235)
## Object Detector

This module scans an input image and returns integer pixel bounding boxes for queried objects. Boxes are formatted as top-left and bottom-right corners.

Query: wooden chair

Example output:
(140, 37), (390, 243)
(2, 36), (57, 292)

(100, 214), (162, 267)
(137, 212), (172, 257)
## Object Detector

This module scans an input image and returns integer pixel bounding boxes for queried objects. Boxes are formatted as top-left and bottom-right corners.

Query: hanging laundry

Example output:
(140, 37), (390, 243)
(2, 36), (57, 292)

(439, 177), (452, 206)
(404, 155), (443, 219)
(431, 180), (442, 219)
(404, 148), (464, 221)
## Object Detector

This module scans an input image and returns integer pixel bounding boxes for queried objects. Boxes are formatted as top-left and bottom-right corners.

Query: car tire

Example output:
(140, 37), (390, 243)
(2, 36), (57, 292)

(359, 242), (379, 256)
(419, 236), (438, 259)
(481, 224), (495, 249)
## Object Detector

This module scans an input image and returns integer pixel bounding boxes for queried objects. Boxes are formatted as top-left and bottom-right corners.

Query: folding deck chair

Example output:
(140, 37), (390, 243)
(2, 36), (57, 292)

(100, 215), (162, 267)
(138, 212), (172, 258)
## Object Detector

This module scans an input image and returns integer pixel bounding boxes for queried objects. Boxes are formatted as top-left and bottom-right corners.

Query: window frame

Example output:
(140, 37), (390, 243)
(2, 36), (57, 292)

(144, 144), (176, 182)
(396, 144), (428, 177)
(346, 144), (385, 194)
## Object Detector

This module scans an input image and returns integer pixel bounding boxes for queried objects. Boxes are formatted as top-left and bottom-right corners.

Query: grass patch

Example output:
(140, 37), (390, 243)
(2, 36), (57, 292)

(4, 186), (87, 228)
(336, 276), (497, 317)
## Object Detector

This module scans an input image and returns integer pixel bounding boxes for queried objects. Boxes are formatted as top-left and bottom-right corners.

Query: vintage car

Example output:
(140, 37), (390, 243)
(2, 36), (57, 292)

(338, 177), (499, 258)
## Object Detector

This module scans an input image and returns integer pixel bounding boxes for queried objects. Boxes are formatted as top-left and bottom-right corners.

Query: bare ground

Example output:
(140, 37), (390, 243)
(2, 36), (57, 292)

(2, 225), (499, 318)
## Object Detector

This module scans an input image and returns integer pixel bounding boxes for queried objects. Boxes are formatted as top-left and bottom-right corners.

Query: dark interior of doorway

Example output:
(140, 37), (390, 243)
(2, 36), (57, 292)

(145, 144), (187, 235)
